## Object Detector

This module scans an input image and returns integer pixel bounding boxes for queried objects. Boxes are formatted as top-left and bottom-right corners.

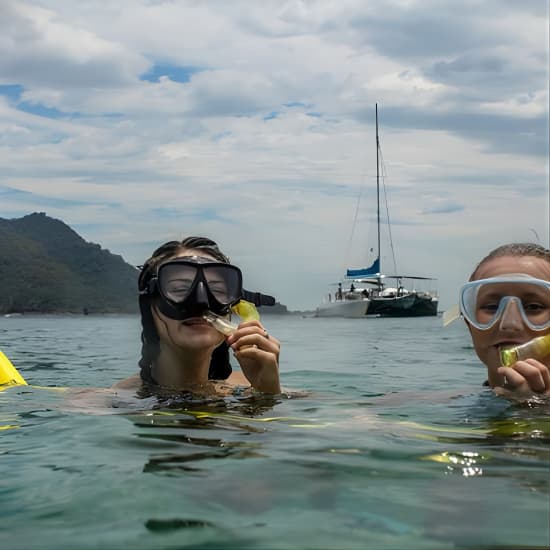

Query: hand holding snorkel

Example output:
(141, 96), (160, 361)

(204, 300), (281, 394)
(497, 334), (550, 396)
(499, 334), (550, 368)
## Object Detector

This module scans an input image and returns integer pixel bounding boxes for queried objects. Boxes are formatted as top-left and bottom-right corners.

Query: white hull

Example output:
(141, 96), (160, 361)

(314, 299), (369, 318)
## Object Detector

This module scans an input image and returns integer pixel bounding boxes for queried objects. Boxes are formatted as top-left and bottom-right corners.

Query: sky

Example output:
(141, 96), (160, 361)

(0, 0), (548, 311)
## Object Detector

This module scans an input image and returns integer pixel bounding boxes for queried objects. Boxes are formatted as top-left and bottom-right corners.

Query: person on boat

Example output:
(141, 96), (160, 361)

(113, 237), (281, 396)
(461, 242), (550, 398)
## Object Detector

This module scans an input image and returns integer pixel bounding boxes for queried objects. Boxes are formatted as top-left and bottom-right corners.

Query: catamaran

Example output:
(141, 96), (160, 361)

(346, 104), (439, 317)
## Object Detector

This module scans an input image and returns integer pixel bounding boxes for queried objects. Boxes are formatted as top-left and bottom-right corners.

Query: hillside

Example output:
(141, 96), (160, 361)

(0, 213), (139, 314)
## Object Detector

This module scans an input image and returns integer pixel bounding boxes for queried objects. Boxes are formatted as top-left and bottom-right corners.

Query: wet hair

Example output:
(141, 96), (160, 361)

(137, 237), (233, 384)
(470, 242), (550, 281)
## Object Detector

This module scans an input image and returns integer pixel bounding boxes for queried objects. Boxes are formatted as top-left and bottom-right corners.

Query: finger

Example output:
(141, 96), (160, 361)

(526, 359), (550, 392)
(496, 367), (528, 390)
(235, 320), (263, 330)
(499, 364), (546, 393)
(232, 337), (280, 364)
(236, 322), (280, 346)
(226, 324), (271, 344)
(513, 362), (547, 392)
(235, 344), (273, 358)
(232, 334), (280, 355)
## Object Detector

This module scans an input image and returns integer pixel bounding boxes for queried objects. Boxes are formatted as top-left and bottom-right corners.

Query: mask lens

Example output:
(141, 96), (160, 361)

(460, 277), (550, 330)
(156, 260), (242, 308)
(158, 263), (198, 303)
(203, 265), (242, 305)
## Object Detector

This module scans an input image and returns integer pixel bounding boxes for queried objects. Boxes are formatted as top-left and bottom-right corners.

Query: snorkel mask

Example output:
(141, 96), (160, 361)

(140, 256), (243, 321)
(459, 274), (550, 331)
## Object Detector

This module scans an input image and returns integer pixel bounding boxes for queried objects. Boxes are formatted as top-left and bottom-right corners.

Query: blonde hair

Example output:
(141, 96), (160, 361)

(470, 242), (550, 281)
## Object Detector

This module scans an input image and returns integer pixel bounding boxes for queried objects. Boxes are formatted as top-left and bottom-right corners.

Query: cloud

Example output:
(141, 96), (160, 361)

(0, 0), (547, 311)
(0, 1), (148, 89)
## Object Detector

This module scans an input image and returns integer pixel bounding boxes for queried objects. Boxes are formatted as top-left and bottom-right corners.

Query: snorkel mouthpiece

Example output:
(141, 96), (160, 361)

(500, 334), (550, 367)
(203, 312), (238, 336)
(203, 300), (260, 336)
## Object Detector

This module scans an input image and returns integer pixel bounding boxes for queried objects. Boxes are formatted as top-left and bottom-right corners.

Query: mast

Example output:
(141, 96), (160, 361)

(375, 103), (381, 283)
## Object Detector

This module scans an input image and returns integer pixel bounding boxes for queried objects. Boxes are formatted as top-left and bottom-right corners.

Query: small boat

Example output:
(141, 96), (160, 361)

(314, 283), (369, 318)
(346, 104), (439, 317)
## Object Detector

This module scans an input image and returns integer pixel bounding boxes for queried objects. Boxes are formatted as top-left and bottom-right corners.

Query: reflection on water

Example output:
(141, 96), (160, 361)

(1, 315), (549, 549)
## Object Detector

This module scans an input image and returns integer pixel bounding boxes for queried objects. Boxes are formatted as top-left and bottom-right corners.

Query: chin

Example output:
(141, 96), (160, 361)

(177, 326), (223, 347)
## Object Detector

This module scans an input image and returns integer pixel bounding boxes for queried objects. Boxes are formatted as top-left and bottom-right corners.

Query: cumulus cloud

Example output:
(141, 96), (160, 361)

(0, 0), (547, 309)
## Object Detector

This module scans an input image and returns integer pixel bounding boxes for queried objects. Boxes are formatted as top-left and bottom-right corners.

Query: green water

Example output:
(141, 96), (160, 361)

(1, 315), (549, 549)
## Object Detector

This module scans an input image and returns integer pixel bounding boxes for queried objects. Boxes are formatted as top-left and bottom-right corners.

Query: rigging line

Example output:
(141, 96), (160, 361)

(378, 145), (398, 274)
(529, 227), (540, 243)
(345, 165), (369, 270)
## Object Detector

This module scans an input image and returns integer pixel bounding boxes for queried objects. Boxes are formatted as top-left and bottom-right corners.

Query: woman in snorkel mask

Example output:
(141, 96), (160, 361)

(460, 243), (550, 397)
(115, 237), (281, 395)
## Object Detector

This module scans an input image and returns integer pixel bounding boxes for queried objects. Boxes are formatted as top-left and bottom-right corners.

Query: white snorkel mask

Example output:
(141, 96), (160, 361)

(444, 273), (550, 331)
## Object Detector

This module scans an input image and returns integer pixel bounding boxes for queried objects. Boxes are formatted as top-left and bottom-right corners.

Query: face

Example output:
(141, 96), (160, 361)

(467, 255), (550, 379)
(151, 249), (226, 352)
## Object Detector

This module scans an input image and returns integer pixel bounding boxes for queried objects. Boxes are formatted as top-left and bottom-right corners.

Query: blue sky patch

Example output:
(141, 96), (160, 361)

(140, 63), (203, 83)
(0, 85), (78, 119)
(0, 84), (24, 102)
(283, 101), (312, 109)
(18, 101), (78, 119)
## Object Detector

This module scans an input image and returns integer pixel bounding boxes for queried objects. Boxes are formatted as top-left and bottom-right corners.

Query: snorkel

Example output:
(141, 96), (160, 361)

(203, 300), (261, 335)
(499, 334), (550, 367)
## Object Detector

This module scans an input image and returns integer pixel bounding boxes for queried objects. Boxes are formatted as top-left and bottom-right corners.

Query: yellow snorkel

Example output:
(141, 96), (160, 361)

(0, 349), (28, 389)
(203, 300), (260, 336)
(499, 333), (550, 367)
(231, 300), (260, 322)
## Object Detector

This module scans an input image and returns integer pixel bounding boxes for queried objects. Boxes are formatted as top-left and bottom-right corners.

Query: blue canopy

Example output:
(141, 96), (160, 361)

(346, 258), (380, 278)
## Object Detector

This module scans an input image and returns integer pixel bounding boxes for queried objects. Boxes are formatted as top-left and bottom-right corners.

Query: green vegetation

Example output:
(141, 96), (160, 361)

(0, 213), (138, 314)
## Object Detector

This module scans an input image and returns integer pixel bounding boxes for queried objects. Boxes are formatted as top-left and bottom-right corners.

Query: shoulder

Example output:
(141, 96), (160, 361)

(226, 370), (251, 387)
(111, 373), (142, 390)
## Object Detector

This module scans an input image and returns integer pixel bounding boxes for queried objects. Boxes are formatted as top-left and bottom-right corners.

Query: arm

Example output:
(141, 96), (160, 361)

(111, 373), (141, 390)
(226, 320), (281, 394)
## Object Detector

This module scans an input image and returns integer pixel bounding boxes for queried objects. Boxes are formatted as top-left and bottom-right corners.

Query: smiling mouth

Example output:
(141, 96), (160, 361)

(496, 341), (523, 351)
(181, 318), (209, 326)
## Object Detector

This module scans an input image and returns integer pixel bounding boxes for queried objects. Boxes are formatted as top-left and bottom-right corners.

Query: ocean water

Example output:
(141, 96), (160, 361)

(0, 314), (549, 550)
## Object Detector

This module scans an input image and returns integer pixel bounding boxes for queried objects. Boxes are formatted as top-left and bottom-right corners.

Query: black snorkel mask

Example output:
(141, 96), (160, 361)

(140, 256), (243, 321)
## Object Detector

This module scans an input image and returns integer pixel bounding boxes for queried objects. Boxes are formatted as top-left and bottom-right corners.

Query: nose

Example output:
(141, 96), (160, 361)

(194, 282), (210, 308)
(497, 297), (525, 331)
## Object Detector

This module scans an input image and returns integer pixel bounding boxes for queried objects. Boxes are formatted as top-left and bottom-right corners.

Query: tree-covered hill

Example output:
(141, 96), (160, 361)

(0, 212), (139, 314)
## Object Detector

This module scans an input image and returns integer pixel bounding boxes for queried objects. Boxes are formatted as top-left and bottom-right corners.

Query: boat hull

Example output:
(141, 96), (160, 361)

(366, 293), (438, 317)
(314, 299), (369, 318)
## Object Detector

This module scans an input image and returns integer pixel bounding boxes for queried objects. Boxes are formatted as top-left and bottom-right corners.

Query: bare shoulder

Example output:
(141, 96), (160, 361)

(61, 387), (118, 414)
(227, 370), (251, 387)
(111, 373), (141, 390)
